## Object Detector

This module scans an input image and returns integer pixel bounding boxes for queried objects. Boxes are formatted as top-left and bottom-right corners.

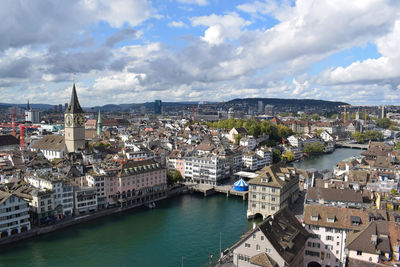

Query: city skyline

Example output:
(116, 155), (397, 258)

(1, 0), (400, 106)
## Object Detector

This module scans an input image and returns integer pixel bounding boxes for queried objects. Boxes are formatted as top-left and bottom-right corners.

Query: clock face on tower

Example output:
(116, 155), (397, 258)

(74, 114), (85, 127)
(65, 114), (73, 127)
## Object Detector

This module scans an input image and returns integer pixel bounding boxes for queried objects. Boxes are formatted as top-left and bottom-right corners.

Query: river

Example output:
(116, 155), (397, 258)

(0, 148), (362, 267)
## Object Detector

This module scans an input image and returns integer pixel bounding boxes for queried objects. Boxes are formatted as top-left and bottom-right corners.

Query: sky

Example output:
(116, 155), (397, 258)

(1, 0), (400, 107)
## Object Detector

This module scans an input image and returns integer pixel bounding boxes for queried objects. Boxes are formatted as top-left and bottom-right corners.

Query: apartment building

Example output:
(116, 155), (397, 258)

(303, 204), (394, 267)
(247, 164), (299, 219)
(185, 155), (230, 185)
(0, 191), (30, 238)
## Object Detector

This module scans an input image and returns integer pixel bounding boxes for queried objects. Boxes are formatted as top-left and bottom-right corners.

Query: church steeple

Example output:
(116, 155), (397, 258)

(97, 109), (102, 136)
(27, 99), (30, 111)
(65, 83), (83, 114)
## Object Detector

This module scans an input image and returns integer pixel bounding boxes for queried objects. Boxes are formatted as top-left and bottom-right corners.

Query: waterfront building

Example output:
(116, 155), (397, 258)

(26, 173), (74, 217)
(65, 84), (85, 153)
(74, 187), (97, 215)
(255, 147), (273, 166)
(287, 134), (322, 150)
(93, 159), (167, 208)
(242, 152), (266, 171)
(184, 155), (230, 185)
(30, 189), (54, 225)
(303, 204), (398, 267)
(231, 207), (310, 267)
(0, 191), (31, 238)
(86, 174), (107, 209)
(247, 164), (299, 219)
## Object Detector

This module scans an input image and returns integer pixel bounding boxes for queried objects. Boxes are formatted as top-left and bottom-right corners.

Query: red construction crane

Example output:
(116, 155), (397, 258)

(0, 123), (40, 149)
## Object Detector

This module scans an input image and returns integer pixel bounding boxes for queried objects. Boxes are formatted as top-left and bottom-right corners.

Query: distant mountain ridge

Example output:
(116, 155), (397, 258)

(227, 98), (348, 107)
(0, 98), (348, 112)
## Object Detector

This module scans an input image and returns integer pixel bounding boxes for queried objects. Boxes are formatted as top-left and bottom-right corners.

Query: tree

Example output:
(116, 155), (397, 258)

(304, 142), (325, 154)
(272, 149), (281, 163)
(167, 170), (174, 186)
(282, 150), (295, 161)
(315, 129), (324, 137)
(396, 141), (400, 150)
(310, 114), (320, 121)
(389, 124), (399, 131)
(173, 170), (184, 184)
(391, 188), (398, 195)
(300, 113), (308, 120)
(364, 130), (383, 141)
(377, 118), (391, 129)
(234, 134), (242, 145)
(352, 131), (366, 143)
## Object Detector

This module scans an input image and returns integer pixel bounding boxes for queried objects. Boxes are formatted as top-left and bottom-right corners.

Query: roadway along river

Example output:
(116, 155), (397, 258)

(0, 148), (362, 267)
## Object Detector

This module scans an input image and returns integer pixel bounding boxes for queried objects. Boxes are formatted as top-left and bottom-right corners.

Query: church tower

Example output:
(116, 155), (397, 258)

(65, 84), (85, 153)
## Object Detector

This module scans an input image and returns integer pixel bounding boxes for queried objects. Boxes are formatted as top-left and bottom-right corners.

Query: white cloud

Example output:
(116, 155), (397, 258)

(191, 12), (251, 45)
(176, 0), (209, 6)
(168, 21), (188, 28)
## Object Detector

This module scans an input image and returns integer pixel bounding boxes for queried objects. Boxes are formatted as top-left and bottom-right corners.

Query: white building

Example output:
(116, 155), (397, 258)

(184, 155), (230, 185)
(240, 137), (257, 150)
(287, 134), (322, 150)
(0, 191), (31, 238)
(74, 187), (97, 215)
(86, 174), (107, 209)
(30, 135), (67, 161)
(26, 173), (74, 217)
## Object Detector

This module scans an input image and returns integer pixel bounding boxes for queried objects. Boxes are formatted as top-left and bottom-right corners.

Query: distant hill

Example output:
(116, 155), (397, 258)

(0, 103), (54, 110)
(226, 98), (348, 107)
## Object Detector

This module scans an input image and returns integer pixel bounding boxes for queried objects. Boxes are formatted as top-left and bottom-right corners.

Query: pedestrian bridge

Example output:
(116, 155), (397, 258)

(336, 141), (368, 150)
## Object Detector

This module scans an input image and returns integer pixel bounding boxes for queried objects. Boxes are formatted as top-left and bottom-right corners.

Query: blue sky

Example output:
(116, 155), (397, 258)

(1, 0), (400, 106)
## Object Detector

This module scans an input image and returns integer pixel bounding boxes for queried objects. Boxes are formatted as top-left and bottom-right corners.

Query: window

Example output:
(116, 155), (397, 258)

(256, 244), (260, 251)
(271, 197), (276, 202)
(310, 225), (319, 231)
(326, 236), (333, 241)
(305, 250), (320, 257)
(326, 253), (331, 259)
(261, 205), (265, 209)
(265, 248), (271, 254)
(253, 234), (256, 240)
(326, 228), (333, 233)
(261, 236), (264, 241)
(245, 243), (251, 248)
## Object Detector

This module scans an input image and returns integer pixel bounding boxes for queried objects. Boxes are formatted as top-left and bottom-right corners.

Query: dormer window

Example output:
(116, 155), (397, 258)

(311, 215), (319, 221)
(327, 217), (335, 223)
(351, 216), (361, 226)
(369, 213), (375, 222)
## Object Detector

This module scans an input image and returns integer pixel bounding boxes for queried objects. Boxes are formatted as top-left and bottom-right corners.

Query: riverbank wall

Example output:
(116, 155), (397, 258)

(0, 186), (189, 247)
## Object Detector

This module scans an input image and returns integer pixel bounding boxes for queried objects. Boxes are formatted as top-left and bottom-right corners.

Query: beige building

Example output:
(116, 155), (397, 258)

(65, 84), (85, 153)
(231, 207), (310, 267)
(247, 164), (299, 219)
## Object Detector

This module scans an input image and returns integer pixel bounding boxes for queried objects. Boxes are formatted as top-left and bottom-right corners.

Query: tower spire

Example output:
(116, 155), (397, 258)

(65, 83), (83, 113)
(27, 99), (30, 111)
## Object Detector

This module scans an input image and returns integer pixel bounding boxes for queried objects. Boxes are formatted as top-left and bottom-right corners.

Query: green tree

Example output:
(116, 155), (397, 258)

(315, 129), (324, 137)
(391, 188), (398, 195)
(352, 132), (366, 143)
(282, 150), (295, 161)
(272, 149), (281, 163)
(396, 141), (400, 150)
(389, 124), (399, 131)
(303, 142), (325, 154)
(234, 134), (242, 145)
(173, 170), (184, 184)
(310, 114), (320, 121)
(364, 130), (383, 141)
(167, 170), (174, 186)
(300, 113), (308, 120)
(377, 118), (391, 129)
